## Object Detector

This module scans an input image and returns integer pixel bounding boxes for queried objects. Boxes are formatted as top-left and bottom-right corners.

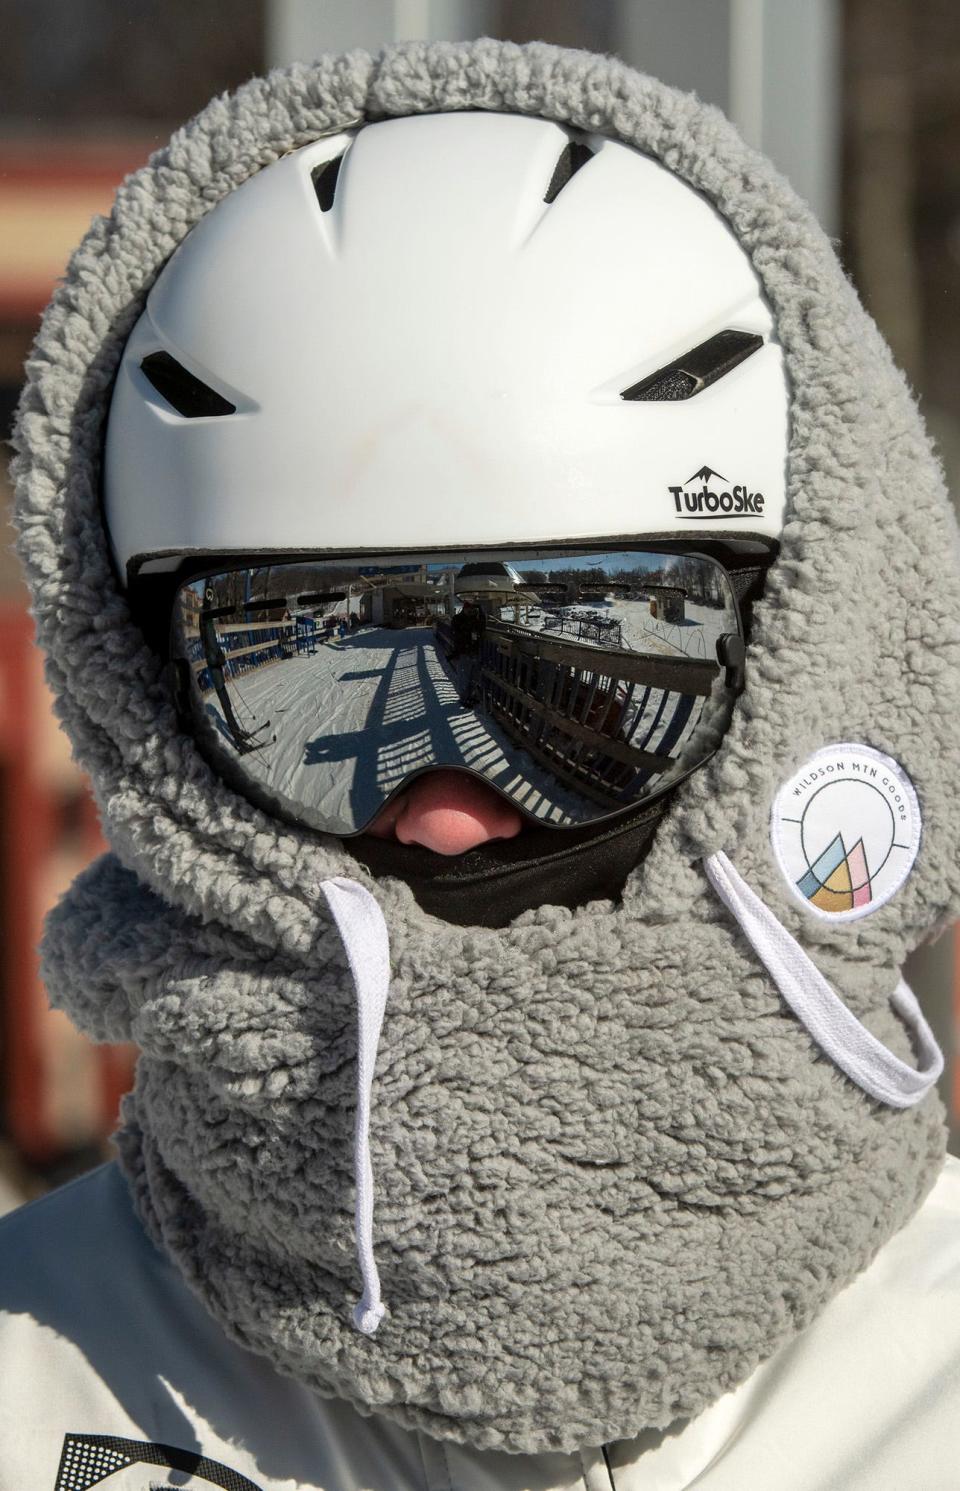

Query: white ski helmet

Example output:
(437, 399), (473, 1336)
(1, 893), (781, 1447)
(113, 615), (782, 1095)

(104, 110), (788, 582)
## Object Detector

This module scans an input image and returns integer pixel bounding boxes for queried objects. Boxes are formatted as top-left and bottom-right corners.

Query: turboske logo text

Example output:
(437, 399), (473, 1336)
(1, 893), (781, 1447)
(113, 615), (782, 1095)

(669, 465), (765, 520)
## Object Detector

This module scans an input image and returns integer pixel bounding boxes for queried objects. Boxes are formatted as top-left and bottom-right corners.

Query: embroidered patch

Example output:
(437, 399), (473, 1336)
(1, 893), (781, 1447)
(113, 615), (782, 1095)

(771, 743), (921, 921)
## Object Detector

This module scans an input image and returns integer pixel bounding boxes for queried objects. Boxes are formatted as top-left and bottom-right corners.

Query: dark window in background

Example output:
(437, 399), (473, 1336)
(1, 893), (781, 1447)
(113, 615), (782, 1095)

(0, 0), (266, 443)
(0, 0), (265, 126)
(494, 0), (615, 51)
(844, 0), (960, 486)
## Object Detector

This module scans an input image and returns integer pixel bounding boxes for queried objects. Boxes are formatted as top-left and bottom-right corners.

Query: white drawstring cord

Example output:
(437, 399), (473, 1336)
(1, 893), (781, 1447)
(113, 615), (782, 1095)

(704, 851), (944, 1108)
(319, 877), (392, 1334)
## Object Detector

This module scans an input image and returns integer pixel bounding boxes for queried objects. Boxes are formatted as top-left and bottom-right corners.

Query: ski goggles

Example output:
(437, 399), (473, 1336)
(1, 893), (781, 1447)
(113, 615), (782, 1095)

(168, 546), (746, 837)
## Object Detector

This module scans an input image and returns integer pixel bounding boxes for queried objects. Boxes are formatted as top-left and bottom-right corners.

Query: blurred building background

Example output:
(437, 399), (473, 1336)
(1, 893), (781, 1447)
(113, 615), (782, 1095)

(0, 0), (958, 1211)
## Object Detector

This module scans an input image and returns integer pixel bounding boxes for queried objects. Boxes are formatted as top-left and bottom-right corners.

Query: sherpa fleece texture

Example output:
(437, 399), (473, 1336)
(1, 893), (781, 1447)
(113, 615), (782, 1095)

(12, 39), (960, 1456)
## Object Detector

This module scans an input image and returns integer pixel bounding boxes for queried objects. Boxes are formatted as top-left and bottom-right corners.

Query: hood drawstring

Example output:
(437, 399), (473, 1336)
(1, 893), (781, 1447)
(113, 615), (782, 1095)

(319, 877), (392, 1335)
(704, 852), (944, 1109)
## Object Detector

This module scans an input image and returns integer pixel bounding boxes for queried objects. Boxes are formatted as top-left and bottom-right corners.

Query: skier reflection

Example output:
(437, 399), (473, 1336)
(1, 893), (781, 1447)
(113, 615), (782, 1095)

(449, 598), (486, 707)
(199, 608), (258, 754)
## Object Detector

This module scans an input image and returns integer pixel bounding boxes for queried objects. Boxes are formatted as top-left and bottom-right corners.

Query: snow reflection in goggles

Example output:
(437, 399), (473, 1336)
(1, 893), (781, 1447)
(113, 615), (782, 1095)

(169, 548), (745, 836)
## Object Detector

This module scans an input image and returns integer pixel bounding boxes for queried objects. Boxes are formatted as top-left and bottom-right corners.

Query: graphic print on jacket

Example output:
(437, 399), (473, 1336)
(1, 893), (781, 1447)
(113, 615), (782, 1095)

(13, 37), (960, 1459)
(54, 1434), (262, 1491)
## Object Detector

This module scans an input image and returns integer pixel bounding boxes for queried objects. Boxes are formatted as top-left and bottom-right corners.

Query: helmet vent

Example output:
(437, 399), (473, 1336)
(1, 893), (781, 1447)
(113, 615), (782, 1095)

(633, 368), (698, 401)
(543, 139), (594, 204)
(621, 330), (764, 401)
(140, 352), (236, 418)
(312, 153), (344, 213)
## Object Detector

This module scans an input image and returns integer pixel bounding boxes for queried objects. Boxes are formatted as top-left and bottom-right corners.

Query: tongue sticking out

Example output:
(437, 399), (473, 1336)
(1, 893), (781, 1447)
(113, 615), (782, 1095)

(366, 770), (524, 855)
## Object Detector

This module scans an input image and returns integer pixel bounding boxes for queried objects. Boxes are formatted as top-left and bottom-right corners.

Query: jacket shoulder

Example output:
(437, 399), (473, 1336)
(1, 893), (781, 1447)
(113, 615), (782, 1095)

(0, 1165), (436, 1491)
(0, 1161), (159, 1303)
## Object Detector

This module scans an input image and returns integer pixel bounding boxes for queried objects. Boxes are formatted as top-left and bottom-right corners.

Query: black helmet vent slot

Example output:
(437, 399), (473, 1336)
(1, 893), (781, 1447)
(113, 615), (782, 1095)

(312, 153), (344, 213)
(635, 368), (699, 402)
(140, 352), (237, 418)
(544, 139), (594, 204)
(621, 330), (764, 401)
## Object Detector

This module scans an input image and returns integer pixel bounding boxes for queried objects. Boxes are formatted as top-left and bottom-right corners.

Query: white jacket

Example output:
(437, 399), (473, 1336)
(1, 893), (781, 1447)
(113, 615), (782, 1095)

(2, 1158), (959, 1491)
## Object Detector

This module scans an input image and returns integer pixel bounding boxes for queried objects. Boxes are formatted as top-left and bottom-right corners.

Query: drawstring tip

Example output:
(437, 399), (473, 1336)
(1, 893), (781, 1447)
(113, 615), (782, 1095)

(353, 1299), (386, 1336)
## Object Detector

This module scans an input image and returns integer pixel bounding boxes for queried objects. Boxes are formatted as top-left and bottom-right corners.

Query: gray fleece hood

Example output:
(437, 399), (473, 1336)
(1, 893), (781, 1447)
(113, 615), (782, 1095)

(12, 39), (960, 1455)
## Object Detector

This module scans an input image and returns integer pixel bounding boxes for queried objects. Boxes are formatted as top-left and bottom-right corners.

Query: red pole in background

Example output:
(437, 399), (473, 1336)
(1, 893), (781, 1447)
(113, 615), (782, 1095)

(0, 606), (49, 1158)
(0, 144), (155, 1169)
(0, 604), (136, 1165)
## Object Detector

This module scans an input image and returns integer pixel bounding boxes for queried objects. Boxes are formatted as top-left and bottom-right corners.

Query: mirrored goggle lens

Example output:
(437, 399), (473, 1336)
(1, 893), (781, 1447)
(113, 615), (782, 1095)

(170, 548), (743, 835)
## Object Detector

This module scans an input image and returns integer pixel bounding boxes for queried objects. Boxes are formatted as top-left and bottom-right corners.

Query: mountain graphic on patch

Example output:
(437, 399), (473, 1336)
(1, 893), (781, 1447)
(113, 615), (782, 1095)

(796, 833), (872, 914)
